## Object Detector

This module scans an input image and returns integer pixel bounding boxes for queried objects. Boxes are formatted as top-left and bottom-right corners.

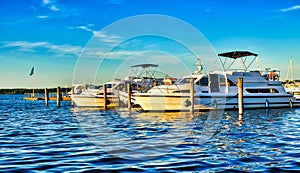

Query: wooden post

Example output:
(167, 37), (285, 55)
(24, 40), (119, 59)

(127, 83), (131, 114)
(71, 86), (75, 107)
(190, 78), (194, 114)
(103, 84), (107, 111)
(57, 86), (61, 107)
(45, 88), (49, 106)
(238, 77), (243, 115)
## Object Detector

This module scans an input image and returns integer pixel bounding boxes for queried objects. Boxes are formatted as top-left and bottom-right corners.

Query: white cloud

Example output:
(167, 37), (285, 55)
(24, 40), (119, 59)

(42, 0), (51, 5)
(41, 0), (60, 11)
(280, 5), (300, 12)
(2, 41), (48, 52)
(0, 41), (145, 60)
(49, 5), (59, 11)
(1, 41), (81, 56)
(37, 15), (49, 19)
(69, 25), (121, 43)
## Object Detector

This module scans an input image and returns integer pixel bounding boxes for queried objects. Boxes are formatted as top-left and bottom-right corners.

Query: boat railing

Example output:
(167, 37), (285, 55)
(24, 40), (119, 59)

(260, 69), (281, 81)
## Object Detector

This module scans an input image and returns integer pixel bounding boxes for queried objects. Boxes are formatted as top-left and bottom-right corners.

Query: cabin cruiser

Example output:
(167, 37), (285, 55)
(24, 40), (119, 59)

(132, 51), (300, 111)
(71, 82), (119, 107)
(71, 64), (175, 107)
(112, 63), (175, 105)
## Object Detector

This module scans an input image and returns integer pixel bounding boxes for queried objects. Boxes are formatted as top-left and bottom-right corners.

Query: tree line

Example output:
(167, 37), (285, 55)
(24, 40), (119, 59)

(0, 88), (71, 94)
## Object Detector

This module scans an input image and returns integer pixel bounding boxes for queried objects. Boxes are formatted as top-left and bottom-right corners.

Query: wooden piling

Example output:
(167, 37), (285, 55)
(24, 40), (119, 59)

(45, 88), (49, 106)
(190, 78), (194, 114)
(127, 83), (132, 114)
(238, 77), (243, 115)
(71, 86), (75, 107)
(57, 86), (61, 107)
(103, 84), (107, 111)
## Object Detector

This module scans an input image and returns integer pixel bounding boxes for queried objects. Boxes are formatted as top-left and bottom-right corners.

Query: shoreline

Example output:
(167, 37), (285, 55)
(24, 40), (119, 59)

(0, 88), (71, 95)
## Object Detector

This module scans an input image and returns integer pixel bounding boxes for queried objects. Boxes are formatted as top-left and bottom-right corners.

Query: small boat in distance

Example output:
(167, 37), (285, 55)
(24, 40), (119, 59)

(133, 51), (300, 111)
(283, 57), (300, 100)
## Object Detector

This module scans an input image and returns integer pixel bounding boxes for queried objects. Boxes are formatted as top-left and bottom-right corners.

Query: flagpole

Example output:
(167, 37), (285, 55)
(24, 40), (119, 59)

(32, 74), (35, 98)
(29, 67), (35, 98)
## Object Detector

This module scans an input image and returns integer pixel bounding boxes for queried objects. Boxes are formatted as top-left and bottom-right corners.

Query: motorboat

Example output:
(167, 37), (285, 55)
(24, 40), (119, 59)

(71, 82), (120, 107)
(284, 81), (300, 100)
(112, 63), (176, 106)
(133, 51), (300, 111)
(71, 64), (175, 107)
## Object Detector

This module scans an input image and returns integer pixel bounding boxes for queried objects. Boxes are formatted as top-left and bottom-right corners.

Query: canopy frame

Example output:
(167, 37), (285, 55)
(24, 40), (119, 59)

(218, 51), (258, 72)
(129, 64), (159, 79)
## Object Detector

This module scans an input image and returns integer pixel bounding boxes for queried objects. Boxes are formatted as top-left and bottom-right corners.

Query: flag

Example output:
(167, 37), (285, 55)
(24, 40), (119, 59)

(29, 67), (34, 76)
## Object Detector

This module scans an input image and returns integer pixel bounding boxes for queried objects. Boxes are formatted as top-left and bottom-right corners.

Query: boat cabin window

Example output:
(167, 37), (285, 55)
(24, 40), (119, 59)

(131, 83), (145, 91)
(196, 77), (208, 86)
(114, 83), (125, 92)
(227, 79), (236, 86)
(219, 78), (236, 86)
(246, 88), (279, 93)
(219, 78), (226, 86)
(172, 90), (191, 93)
(105, 83), (114, 88)
(175, 77), (197, 85)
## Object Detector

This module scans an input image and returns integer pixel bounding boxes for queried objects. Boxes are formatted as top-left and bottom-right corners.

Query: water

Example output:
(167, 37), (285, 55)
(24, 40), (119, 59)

(1, 95), (300, 172)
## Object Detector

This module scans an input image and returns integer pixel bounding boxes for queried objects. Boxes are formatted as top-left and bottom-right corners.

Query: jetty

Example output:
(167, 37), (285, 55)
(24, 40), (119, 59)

(23, 87), (72, 107)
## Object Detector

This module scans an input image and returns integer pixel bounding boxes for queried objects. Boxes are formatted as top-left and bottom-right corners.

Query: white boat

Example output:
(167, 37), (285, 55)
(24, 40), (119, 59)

(71, 64), (174, 107)
(112, 63), (175, 106)
(133, 51), (300, 111)
(284, 81), (300, 100)
(283, 57), (300, 100)
(71, 82), (120, 107)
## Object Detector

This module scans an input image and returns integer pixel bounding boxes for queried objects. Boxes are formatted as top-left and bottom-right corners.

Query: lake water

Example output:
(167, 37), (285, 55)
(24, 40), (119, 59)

(1, 95), (300, 172)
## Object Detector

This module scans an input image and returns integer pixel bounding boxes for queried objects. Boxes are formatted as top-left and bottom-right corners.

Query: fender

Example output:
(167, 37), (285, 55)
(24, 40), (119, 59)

(290, 99), (293, 108)
(265, 99), (269, 108)
(212, 99), (217, 109)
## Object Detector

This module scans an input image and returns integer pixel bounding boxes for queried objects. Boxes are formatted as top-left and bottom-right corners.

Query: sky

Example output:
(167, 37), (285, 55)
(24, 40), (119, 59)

(0, 0), (300, 88)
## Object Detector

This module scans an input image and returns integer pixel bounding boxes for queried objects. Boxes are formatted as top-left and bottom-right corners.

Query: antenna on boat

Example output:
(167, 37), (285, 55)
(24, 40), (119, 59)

(285, 56), (294, 81)
(194, 57), (203, 74)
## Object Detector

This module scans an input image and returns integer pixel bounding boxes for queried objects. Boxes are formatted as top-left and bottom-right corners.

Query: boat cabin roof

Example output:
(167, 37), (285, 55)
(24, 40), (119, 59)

(218, 50), (259, 72)
(218, 51), (258, 59)
(130, 64), (158, 68)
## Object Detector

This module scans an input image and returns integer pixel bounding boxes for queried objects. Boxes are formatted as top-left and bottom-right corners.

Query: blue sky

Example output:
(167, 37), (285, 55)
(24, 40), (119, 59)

(0, 0), (299, 88)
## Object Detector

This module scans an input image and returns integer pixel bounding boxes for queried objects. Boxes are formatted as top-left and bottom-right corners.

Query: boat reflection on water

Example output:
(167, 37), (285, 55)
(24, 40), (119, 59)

(71, 107), (300, 172)
(72, 108), (225, 160)
(212, 108), (296, 152)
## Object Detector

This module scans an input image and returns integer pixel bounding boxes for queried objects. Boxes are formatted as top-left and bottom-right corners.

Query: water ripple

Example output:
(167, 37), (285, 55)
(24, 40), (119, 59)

(1, 95), (300, 172)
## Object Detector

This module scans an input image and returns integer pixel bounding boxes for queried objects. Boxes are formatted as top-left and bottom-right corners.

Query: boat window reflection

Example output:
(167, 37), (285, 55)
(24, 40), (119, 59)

(246, 88), (279, 93)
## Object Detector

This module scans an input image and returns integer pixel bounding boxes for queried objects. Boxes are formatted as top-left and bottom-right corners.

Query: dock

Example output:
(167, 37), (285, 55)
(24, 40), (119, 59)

(24, 86), (72, 107)
(24, 93), (71, 101)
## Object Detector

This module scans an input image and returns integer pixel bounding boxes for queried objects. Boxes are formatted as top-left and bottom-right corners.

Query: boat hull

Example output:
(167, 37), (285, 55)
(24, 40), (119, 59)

(133, 93), (296, 111)
(71, 95), (120, 107)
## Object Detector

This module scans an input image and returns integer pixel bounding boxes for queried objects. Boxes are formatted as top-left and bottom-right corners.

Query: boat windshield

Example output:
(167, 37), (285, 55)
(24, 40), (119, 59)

(175, 77), (198, 85)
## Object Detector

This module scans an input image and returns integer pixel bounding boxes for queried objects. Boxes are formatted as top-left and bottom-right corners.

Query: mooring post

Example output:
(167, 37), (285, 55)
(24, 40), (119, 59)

(71, 86), (75, 107)
(57, 86), (61, 107)
(103, 84), (108, 111)
(190, 78), (194, 114)
(45, 88), (49, 106)
(127, 83), (132, 114)
(238, 77), (243, 115)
